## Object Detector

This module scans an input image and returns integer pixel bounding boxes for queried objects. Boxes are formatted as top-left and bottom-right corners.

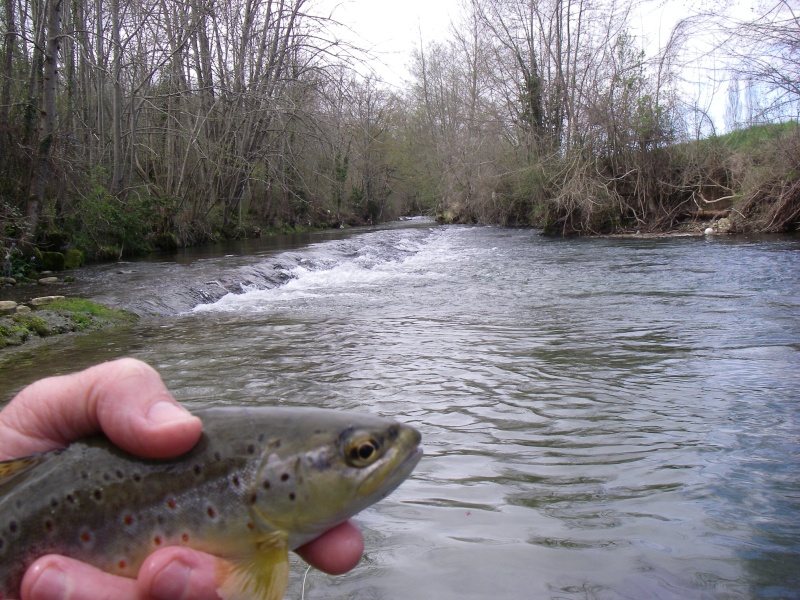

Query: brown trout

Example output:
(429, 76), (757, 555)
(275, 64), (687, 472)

(0, 406), (422, 599)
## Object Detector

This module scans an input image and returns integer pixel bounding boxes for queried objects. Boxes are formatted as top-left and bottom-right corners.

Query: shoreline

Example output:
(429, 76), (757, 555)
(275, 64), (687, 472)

(0, 297), (138, 350)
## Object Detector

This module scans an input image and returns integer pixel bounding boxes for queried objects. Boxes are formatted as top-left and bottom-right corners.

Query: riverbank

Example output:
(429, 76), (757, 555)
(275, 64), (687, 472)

(0, 297), (137, 349)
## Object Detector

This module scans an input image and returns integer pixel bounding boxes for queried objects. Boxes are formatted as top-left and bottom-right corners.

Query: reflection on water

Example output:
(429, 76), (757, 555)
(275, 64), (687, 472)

(1, 223), (799, 599)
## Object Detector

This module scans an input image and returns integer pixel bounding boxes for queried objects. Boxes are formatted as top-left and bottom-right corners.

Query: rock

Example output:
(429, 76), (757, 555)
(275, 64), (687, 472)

(64, 249), (84, 269)
(38, 276), (59, 284)
(15, 305), (31, 314)
(704, 227), (715, 235)
(0, 300), (17, 315)
(0, 277), (15, 285)
(30, 295), (65, 307)
(40, 251), (66, 271)
(717, 217), (732, 233)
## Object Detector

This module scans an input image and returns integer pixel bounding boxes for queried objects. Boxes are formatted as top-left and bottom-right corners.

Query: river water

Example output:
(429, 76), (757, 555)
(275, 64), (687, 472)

(1, 220), (799, 599)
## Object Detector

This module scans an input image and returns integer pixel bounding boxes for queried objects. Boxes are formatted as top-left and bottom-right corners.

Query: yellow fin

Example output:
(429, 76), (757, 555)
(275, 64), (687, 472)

(0, 455), (45, 483)
(217, 530), (290, 600)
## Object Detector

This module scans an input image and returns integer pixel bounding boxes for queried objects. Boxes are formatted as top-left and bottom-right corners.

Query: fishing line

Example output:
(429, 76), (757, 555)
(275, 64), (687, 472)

(300, 564), (312, 600)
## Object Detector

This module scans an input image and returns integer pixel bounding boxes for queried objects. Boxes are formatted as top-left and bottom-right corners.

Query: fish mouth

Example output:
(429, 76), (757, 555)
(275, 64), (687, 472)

(373, 441), (423, 497)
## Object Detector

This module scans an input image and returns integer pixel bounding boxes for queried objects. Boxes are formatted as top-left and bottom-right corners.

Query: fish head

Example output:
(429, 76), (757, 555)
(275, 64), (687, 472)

(248, 413), (422, 546)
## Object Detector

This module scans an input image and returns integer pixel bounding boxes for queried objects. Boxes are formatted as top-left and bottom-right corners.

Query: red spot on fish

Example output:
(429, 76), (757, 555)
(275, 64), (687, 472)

(182, 533), (190, 543)
(44, 520), (54, 532)
(153, 535), (162, 546)
(247, 522), (255, 531)
(118, 560), (127, 570)
(206, 506), (216, 518)
(123, 515), (134, 526)
(80, 531), (92, 543)
(167, 499), (177, 510)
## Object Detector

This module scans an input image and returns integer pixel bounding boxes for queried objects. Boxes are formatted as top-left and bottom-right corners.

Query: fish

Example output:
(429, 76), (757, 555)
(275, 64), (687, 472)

(0, 406), (422, 600)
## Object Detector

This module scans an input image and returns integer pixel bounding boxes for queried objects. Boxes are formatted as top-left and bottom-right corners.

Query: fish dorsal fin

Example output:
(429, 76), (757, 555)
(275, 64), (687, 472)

(0, 455), (46, 484)
(217, 530), (290, 600)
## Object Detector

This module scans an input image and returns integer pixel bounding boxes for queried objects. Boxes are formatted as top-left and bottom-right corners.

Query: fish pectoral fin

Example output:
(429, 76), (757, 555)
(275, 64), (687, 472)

(0, 454), (46, 485)
(217, 531), (290, 600)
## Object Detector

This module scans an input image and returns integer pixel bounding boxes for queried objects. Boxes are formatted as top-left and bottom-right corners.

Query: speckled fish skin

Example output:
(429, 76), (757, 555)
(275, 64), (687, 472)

(0, 406), (422, 600)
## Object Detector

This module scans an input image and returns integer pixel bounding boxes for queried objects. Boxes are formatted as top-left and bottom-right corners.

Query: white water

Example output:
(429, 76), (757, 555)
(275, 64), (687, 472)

(2, 222), (799, 599)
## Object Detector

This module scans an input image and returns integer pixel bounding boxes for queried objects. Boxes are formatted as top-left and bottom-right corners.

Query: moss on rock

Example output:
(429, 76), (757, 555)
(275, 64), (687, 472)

(0, 297), (138, 349)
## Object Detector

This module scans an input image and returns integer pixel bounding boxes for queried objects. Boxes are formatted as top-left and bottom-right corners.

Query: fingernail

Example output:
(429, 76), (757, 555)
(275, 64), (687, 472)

(150, 559), (192, 600)
(146, 401), (194, 426)
(28, 563), (69, 600)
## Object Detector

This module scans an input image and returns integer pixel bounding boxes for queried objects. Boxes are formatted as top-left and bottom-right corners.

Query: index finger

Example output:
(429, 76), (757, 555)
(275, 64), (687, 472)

(0, 358), (202, 460)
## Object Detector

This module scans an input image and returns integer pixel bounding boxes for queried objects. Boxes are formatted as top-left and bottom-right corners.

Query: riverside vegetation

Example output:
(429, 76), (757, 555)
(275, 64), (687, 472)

(0, 0), (797, 268)
(0, 297), (137, 348)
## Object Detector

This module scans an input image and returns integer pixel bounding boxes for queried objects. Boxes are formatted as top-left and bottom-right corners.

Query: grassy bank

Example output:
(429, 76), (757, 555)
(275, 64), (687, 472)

(0, 298), (138, 349)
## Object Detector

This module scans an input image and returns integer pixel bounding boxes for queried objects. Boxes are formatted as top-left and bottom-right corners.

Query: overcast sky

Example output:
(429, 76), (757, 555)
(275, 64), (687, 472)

(320, 0), (460, 85)
(321, 0), (740, 128)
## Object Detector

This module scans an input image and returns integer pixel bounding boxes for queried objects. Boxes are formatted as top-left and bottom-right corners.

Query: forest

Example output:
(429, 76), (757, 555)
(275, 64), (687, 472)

(0, 0), (798, 267)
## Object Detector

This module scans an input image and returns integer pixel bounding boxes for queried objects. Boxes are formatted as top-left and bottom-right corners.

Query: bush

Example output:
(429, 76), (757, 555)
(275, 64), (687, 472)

(59, 172), (156, 259)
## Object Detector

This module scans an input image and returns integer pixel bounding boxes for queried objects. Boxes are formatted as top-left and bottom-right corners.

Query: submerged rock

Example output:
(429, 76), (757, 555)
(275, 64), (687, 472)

(0, 301), (17, 315)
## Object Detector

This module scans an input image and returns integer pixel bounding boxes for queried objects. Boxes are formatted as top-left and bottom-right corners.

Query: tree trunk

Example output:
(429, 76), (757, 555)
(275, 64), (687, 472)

(25, 0), (62, 239)
(0, 0), (17, 173)
(110, 0), (124, 194)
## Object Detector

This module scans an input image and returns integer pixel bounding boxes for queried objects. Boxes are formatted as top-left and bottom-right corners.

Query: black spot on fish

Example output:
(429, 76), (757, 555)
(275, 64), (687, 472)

(14, 499), (22, 509)
(249, 492), (258, 505)
(247, 444), (255, 455)
(193, 465), (202, 476)
(263, 480), (271, 490)
(103, 473), (111, 482)
(116, 470), (125, 479)
(66, 494), (76, 504)
(213, 451), (222, 461)
(81, 471), (88, 480)
(50, 497), (59, 508)
(0, 537), (4, 549)
(206, 506), (216, 519)
(156, 515), (165, 525)
(289, 492), (296, 501)
(44, 519), (54, 532)
(281, 473), (290, 482)
(231, 475), (241, 487)
(314, 429), (323, 434)
(132, 473), (142, 483)
(93, 490), (103, 502)
(8, 521), (18, 534)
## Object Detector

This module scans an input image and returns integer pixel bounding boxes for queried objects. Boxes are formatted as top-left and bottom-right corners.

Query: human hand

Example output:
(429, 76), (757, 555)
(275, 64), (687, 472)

(0, 358), (364, 600)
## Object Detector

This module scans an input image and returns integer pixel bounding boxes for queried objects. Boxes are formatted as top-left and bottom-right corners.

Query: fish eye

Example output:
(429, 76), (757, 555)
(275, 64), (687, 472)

(345, 435), (381, 468)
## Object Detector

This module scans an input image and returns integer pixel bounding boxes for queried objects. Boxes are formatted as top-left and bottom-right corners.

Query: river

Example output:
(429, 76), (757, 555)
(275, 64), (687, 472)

(1, 220), (799, 599)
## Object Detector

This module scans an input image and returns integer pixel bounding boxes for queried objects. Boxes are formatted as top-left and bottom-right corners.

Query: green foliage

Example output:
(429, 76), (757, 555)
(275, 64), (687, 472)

(716, 121), (799, 152)
(2, 244), (39, 279)
(61, 171), (155, 259)
(0, 298), (138, 348)
(11, 313), (51, 337)
(49, 297), (137, 325)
